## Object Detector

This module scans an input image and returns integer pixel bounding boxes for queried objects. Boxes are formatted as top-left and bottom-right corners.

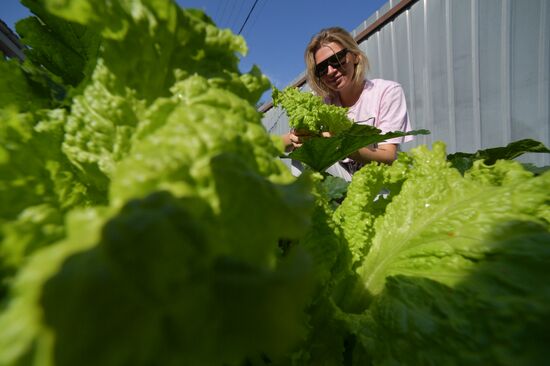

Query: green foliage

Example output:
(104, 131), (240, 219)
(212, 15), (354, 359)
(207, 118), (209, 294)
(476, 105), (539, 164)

(344, 143), (550, 366)
(18, 0), (101, 88)
(262, 143), (550, 366)
(0, 59), (54, 111)
(272, 87), (428, 171)
(447, 138), (550, 174)
(288, 123), (429, 172)
(320, 175), (349, 203)
(1, 0), (550, 365)
(272, 86), (352, 134)
(0, 1), (312, 365)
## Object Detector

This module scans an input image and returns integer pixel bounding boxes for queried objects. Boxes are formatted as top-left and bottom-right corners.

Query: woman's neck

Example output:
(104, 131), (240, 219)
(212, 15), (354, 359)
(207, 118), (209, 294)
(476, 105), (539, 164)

(338, 80), (365, 107)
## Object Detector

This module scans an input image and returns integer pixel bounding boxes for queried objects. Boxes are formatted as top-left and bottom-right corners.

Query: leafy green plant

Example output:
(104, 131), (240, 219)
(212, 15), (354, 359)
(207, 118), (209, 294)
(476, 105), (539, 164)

(272, 86), (352, 134)
(0, 1), (314, 365)
(1, 1), (549, 366)
(272, 87), (429, 172)
(288, 123), (429, 172)
(281, 143), (550, 366)
(447, 138), (550, 174)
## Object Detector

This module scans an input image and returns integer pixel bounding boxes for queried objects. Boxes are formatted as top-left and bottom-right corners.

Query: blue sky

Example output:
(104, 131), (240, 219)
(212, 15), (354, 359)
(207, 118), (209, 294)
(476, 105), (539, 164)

(2, 0), (388, 102)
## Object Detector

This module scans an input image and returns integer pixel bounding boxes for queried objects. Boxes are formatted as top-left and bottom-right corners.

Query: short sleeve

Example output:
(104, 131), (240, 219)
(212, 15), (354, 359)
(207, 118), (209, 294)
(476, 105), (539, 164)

(376, 84), (413, 145)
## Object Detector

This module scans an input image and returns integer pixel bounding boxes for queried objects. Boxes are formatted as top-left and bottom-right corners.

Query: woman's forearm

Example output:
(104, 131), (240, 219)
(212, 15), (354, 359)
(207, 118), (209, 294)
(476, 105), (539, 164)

(349, 144), (398, 164)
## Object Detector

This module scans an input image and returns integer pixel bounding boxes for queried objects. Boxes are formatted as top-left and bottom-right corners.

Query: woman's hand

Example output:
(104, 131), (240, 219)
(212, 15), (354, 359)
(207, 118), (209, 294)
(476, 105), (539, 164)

(283, 129), (334, 152)
(284, 129), (314, 151)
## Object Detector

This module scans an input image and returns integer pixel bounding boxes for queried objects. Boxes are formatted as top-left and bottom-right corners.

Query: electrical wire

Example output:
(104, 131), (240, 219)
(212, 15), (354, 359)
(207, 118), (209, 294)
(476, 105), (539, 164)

(237, 0), (260, 35)
(242, 0), (267, 38)
(230, 0), (247, 34)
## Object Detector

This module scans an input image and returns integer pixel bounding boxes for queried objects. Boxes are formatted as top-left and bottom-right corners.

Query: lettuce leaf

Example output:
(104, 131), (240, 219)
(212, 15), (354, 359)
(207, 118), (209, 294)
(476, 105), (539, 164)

(360, 142), (549, 292)
(17, 0), (100, 89)
(448, 138), (550, 174)
(0, 1), (314, 365)
(351, 142), (550, 364)
(278, 179), (355, 366)
(288, 124), (429, 172)
(0, 59), (54, 111)
(2, 0), (550, 365)
(362, 221), (550, 365)
(272, 86), (352, 134)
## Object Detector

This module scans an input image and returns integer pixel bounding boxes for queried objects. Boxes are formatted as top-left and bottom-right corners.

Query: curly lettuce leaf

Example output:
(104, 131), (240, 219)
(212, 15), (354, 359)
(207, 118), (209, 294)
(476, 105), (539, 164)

(41, 0), (255, 103)
(360, 142), (549, 293)
(110, 74), (286, 207)
(353, 142), (550, 364)
(332, 156), (411, 266)
(0, 2), (312, 365)
(272, 87), (352, 134)
(0, 108), (104, 215)
(0, 108), (100, 265)
(60, 59), (145, 194)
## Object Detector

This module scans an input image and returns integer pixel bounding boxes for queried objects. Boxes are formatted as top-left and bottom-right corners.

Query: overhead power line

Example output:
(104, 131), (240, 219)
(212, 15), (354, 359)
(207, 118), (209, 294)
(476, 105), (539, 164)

(230, 1), (247, 33)
(238, 0), (260, 35)
(241, 0), (267, 37)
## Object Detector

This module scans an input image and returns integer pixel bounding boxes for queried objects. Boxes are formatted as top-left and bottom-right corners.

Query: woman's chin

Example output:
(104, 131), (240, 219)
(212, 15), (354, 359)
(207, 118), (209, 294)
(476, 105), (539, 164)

(332, 79), (350, 91)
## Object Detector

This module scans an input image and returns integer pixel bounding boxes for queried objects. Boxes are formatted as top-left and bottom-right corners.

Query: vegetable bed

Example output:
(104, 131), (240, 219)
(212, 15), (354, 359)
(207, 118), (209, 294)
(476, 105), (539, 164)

(1, 1), (549, 365)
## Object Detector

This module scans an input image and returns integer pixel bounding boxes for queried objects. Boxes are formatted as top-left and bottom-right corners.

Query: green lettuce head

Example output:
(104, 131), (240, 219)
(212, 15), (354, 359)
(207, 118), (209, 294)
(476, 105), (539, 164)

(0, 1), (315, 365)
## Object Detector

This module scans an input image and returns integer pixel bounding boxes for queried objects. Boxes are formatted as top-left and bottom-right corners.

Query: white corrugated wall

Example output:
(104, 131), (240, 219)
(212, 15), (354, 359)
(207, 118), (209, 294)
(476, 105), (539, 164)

(262, 0), (550, 167)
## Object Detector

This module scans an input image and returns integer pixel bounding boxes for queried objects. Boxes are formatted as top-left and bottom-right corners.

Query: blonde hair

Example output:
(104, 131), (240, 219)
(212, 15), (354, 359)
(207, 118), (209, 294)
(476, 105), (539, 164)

(305, 27), (369, 98)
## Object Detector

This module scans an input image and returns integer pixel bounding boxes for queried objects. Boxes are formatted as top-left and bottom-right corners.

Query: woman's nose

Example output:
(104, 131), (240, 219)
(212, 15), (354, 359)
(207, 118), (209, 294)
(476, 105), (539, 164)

(327, 65), (337, 74)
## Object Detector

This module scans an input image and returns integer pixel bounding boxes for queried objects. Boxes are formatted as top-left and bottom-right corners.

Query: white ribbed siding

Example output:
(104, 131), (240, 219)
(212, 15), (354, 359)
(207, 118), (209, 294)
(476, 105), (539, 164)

(261, 0), (550, 166)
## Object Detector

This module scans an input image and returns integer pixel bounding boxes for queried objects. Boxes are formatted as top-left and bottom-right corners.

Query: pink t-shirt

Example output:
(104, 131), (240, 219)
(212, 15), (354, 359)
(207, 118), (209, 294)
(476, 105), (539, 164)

(326, 78), (413, 145)
(323, 79), (413, 180)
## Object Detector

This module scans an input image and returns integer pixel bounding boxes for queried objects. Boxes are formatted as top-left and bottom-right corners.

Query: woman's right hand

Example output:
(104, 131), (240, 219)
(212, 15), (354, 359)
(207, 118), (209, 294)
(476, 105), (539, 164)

(285, 129), (313, 151)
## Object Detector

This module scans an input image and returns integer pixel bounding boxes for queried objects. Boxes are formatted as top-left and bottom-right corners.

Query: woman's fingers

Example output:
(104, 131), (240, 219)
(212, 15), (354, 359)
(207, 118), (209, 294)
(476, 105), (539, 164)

(292, 134), (310, 145)
(290, 129), (325, 149)
(289, 133), (303, 148)
(292, 128), (310, 136)
(292, 136), (302, 147)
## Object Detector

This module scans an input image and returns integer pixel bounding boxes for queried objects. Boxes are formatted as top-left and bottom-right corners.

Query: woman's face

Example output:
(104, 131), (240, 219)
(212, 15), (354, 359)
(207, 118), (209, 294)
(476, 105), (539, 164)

(314, 42), (356, 92)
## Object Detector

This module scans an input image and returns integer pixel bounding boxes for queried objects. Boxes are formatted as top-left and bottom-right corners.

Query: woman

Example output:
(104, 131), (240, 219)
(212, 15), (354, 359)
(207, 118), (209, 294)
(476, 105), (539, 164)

(283, 27), (413, 180)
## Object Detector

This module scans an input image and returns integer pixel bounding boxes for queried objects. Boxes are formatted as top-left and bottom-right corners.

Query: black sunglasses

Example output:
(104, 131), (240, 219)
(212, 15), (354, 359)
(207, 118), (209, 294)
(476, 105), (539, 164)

(314, 48), (349, 77)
